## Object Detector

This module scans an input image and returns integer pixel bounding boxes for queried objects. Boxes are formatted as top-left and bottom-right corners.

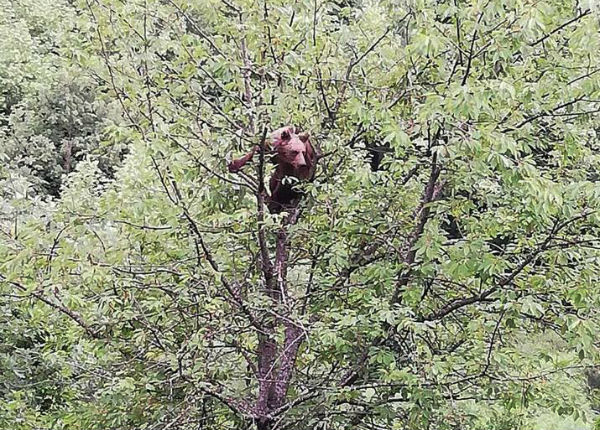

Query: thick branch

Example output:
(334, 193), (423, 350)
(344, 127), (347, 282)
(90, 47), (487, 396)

(391, 150), (443, 304)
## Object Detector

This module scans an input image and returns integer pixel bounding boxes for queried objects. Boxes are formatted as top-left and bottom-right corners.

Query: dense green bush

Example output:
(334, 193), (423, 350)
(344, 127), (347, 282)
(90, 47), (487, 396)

(0, 0), (124, 197)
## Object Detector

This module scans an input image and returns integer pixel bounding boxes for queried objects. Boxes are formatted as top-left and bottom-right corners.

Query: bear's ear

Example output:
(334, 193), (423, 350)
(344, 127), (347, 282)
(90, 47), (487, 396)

(298, 132), (309, 143)
(280, 129), (291, 142)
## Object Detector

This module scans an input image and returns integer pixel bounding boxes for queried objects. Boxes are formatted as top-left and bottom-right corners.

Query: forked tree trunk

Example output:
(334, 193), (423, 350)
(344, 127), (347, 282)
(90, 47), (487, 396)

(252, 209), (304, 428)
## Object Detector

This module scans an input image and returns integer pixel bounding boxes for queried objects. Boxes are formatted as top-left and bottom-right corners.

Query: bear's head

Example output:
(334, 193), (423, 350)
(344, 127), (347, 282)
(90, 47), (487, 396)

(270, 126), (313, 175)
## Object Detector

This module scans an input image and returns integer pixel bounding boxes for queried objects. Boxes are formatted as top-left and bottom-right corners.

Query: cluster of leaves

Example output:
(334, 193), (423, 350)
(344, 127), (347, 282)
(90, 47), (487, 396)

(1, 0), (600, 429)
(0, 0), (124, 197)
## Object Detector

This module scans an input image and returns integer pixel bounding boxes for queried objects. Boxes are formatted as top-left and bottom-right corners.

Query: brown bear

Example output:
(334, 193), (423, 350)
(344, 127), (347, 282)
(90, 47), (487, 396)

(228, 126), (318, 213)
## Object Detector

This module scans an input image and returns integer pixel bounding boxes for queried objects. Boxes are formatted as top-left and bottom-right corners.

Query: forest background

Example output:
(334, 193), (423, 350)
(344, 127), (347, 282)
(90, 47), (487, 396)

(1, 0), (600, 429)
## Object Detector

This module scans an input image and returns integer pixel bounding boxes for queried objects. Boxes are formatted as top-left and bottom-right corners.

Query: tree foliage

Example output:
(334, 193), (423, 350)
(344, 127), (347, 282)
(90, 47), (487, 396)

(0, 0), (124, 197)
(1, 0), (600, 429)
